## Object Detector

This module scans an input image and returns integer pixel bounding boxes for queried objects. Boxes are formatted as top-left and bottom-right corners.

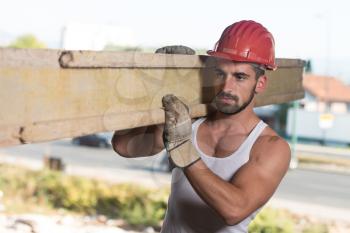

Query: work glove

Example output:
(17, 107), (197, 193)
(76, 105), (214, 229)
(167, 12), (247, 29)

(162, 94), (201, 168)
(156, 45), (198, 168)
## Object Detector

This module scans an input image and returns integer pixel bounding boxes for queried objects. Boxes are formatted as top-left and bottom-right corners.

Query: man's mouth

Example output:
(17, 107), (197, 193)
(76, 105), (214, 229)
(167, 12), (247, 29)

(218, 96), (235, 102)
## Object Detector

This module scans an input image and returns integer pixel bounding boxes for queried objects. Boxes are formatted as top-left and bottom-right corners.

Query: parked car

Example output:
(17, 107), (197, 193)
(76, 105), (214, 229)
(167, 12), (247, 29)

(72, 133), (113, 148)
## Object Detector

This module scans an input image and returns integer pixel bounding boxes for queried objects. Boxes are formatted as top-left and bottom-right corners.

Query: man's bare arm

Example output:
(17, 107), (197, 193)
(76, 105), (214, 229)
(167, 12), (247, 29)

(112, 117), (198, 158)
(111, 124), (164, 157)
(184, 136), (291, 225)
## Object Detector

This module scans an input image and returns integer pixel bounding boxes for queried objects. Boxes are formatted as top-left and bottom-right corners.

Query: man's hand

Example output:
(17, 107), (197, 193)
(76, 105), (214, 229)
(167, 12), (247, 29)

(155, 45), (195, 55)
(162, 94), (191, 149)
(157, 45), (198, 168)
(162, 94), (200, 168)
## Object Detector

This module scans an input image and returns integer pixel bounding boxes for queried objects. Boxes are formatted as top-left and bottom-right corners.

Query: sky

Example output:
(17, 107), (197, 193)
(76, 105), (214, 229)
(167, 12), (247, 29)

(1, 0), (350, 82)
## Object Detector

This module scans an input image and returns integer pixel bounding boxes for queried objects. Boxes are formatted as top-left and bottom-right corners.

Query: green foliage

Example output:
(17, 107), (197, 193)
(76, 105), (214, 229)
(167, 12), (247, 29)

(117, 185), (167, 226)
(33, 172), (168, 226)
(0, 164), (168, 227)
(249, 208), (329, 233)
(302, 224), (328, 233)
(9, 34), (46, 49)
(249, 208), (294, 233)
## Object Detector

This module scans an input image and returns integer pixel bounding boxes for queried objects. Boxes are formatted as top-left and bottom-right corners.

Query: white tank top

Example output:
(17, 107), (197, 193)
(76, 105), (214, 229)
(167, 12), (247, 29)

(161, 117), (268, 233)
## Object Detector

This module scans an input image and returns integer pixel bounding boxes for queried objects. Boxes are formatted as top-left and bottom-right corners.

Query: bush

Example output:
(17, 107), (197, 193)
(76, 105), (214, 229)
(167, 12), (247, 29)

(302, 224), (328, 233)
(0, 164), (168, 227)
(118, 185), (167, 226)
(249, 208), (294, 233)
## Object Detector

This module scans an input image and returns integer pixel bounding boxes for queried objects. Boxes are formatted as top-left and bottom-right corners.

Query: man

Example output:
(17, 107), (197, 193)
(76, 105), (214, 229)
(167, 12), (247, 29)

(112, 20), (291, 233)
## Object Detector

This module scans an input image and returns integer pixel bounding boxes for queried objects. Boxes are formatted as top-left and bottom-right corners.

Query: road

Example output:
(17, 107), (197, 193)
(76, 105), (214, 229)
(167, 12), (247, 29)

(275, 169), (350, 209)
(0, 140), (171, 187)
(0, 140), (349, 212)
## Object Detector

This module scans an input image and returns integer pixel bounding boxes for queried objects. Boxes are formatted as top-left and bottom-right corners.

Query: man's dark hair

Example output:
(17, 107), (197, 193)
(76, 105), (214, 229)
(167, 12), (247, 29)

(250, 63), (266, 79)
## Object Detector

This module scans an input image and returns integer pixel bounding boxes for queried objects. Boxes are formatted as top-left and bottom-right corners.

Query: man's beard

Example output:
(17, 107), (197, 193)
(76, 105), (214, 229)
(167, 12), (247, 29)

(213, 88), (256, 115)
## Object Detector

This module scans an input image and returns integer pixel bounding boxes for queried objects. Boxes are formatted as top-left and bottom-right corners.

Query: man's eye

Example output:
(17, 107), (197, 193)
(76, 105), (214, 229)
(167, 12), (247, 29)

(216, 72), (225, 78)
(236, 75), (246, 81)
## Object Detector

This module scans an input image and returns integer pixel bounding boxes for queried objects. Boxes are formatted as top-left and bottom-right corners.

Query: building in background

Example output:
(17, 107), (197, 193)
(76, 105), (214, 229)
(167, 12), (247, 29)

(301, 74), (350, 113)
(287, 74), (350, 145)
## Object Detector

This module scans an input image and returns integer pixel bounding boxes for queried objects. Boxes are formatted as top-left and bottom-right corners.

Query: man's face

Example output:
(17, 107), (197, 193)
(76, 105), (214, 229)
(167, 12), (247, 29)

(212, 60), (259, 115)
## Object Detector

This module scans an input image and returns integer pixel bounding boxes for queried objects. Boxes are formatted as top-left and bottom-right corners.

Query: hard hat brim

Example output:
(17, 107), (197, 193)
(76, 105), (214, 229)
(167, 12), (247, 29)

(207, 50), (277, 71)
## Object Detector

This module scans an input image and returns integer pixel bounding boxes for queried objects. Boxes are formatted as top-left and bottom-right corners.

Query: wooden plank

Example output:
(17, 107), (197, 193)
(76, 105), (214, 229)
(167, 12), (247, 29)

(58, 50), (304, 68)
(0, 48), (305, 147)
(59, 50), (206, 68)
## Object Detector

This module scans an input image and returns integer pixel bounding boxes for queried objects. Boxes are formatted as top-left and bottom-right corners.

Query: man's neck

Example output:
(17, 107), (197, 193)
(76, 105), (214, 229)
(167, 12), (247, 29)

(207, 105), (260, 133)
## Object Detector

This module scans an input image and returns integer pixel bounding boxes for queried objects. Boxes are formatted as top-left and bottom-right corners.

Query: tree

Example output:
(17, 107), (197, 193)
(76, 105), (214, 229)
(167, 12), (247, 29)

(9, 34), (46, 49)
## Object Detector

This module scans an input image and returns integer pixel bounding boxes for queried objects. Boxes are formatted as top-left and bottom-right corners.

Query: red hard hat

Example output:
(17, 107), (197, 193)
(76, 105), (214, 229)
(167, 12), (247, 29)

(207, 20), (276, 70)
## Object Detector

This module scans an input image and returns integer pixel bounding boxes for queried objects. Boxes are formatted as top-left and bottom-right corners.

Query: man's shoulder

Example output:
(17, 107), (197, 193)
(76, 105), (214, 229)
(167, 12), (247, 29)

(251, 126), (291, 161)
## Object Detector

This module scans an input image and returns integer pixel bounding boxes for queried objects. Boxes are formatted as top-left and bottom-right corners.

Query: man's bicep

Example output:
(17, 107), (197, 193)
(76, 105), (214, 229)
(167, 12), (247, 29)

(230, 139), (291, 216)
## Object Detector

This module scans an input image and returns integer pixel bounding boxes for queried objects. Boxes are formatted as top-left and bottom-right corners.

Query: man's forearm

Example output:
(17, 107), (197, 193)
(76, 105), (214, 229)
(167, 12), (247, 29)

(184, 160), (247, 225)
(112, 125), (162, 157)
(112, 127), (145, 157)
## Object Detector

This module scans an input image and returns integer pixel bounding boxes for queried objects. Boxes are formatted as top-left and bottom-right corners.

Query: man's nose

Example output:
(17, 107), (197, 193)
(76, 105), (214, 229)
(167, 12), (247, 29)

(221, 75), (237, 92)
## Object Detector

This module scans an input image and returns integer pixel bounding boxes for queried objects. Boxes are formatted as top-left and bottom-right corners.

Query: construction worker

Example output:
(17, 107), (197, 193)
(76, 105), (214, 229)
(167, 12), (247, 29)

(112, 20), (291, 233)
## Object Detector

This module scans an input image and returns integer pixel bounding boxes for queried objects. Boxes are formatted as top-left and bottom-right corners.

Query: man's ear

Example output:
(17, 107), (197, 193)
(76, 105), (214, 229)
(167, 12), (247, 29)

(255, 75), (268, 94)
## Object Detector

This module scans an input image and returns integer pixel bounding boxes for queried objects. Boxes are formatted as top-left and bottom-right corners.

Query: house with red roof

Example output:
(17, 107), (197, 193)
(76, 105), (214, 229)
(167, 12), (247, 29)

(301, 74), (350, 113)
(286, 74), (350, 144)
